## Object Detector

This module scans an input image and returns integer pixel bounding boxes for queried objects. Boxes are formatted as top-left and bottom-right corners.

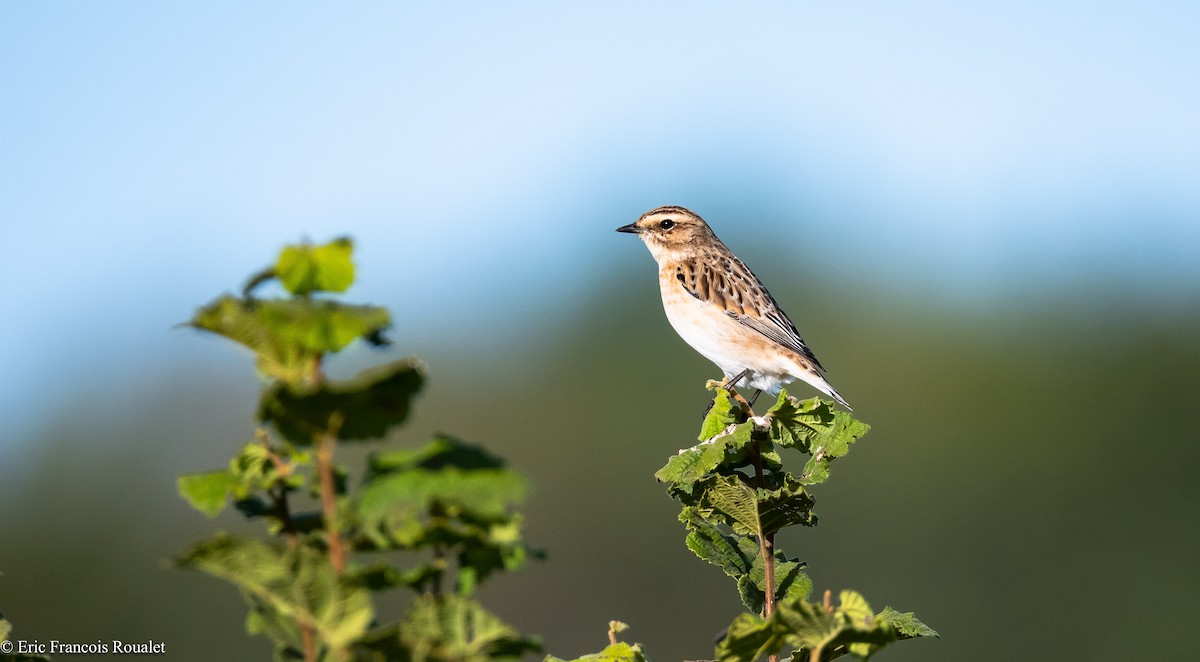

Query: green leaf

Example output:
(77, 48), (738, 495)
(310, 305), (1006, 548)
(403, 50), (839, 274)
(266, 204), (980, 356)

(262, 299), (390, 355)
(772, 597), (843, 654)
(681, 505), (811, 614)
(351, 563), (444, 594)
(275, 237), (355, 295)
(699, 388), (738, 441)
(368, 435), (507, 475)
(545, 641), (649, 662)
(695, 472), (815, 538)
(765, 390), (831, 452)
(174, 534), (372, 654)
(716, 591), (938, 661)
(189, 295), (390, 383)
(397, 594), (541, 659)
(357, 467), (529, 544)
(544, 622), (648, 662)
(705, 475), (762, 537)
(838, 590), (874, 627)
(680, 507), (754, 580)
(656, 419), (759, 497)
(656, 444), (724, 495)
(716, 612), (788, 662)
(178, 470), (237, 517)
(259, 359), (423, 445)
(736, 548), (813, 615)
(799, 411), (871, 486)
(876, 607), (939, 639)
(455, 514), (536, 589)
(755, 474), (817, 536)
(764, 391), (870, 485)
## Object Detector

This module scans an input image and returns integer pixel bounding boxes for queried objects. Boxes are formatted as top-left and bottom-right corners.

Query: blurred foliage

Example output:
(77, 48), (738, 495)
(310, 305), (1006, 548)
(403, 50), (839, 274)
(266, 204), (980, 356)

(175, 238), (540, 660)
(0, 616), (50, 661)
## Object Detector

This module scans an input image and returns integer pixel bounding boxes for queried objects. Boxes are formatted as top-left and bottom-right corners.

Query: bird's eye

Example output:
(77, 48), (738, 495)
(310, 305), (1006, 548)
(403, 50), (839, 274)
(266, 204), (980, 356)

(659, 219), (675, 230)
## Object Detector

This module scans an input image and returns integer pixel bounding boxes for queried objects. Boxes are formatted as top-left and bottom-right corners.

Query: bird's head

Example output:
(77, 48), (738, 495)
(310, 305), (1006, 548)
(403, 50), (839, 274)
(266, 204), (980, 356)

(616, 206), (717, 261)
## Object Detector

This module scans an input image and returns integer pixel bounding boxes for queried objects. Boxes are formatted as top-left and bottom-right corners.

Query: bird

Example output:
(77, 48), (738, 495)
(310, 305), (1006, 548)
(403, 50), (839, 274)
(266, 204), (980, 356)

(617, 205), (851, 410)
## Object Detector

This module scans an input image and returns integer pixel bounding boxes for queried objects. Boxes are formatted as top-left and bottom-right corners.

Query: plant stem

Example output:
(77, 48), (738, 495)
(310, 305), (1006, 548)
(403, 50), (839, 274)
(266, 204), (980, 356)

(300, 625), (317, 662)
(749, 430), (777, 619)
(316, 430), (346, 575)
(748, 425), (778, 662)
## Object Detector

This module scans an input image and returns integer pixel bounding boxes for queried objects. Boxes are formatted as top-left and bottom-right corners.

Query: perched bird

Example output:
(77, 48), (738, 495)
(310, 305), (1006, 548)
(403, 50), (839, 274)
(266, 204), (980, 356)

(617, 205), (851, 410)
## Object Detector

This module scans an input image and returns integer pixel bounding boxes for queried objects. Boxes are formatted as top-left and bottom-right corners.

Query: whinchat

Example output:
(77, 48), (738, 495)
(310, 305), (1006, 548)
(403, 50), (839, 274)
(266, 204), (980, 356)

(618, 205), (851, 410)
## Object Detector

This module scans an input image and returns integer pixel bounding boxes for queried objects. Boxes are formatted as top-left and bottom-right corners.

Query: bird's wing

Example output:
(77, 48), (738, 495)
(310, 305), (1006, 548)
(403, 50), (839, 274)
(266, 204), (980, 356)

(673, 254), (827, 372)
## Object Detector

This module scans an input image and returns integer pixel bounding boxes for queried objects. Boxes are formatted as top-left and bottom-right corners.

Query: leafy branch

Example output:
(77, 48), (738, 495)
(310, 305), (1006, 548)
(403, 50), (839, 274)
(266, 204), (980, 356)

(654, 386), (937, 661)
(175, 238), (540, 660)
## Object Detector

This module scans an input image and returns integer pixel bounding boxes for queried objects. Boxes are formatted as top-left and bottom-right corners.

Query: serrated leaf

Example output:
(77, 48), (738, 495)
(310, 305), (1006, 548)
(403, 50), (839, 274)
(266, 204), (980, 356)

(738, 548), (812, 614)
(398, 594), (541, 658)
(178, 471), (236, 517)
(174, 534), (372, 653)
(354, 438), (537, 589)
(773, 597), (842, 652)
(656, 438), (732, 494)
(699, 389), (738, 440)
(259, 359), (423, 445)
(765, 391), (831, 453)
(763, 390), (871, 485)
(814, 412), (870, 460)
(838, 591), (874, 627)
(680, 508), (754, 579)
(755, 475), (817, 536)
(275, 237), (355, 295)
(876, 607), (939, 639)
(715, 612), (786, 662)
(772, 557), (813, 604)
(705, 475), (762, 537)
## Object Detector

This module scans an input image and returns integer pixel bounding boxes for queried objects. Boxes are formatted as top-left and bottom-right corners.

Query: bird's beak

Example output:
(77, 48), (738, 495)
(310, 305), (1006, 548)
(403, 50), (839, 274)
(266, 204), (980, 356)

(616, 223), (642, 234)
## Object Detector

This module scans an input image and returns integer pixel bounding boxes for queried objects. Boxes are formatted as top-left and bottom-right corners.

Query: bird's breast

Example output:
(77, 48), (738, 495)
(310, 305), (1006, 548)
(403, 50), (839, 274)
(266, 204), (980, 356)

(657, 268), (752, 374)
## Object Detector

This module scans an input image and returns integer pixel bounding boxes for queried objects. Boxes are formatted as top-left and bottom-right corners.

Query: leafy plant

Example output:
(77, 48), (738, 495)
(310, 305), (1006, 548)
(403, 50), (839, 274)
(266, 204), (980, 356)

(176, 238), (540, 661)
(655, 386), (937, 661)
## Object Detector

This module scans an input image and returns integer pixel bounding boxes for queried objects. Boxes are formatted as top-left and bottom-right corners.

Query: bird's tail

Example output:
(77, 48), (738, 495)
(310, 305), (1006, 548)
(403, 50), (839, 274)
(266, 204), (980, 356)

(794, 365), (853, 411)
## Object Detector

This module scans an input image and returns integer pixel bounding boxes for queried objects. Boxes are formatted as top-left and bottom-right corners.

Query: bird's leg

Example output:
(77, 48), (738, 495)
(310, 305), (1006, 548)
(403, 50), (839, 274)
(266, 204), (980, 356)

(723, 369), (750, 390)
(747, 389), (763, 408)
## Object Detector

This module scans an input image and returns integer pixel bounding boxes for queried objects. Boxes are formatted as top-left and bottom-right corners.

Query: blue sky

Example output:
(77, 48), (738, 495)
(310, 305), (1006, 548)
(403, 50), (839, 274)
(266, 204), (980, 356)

(2, 2), (1198, 441)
